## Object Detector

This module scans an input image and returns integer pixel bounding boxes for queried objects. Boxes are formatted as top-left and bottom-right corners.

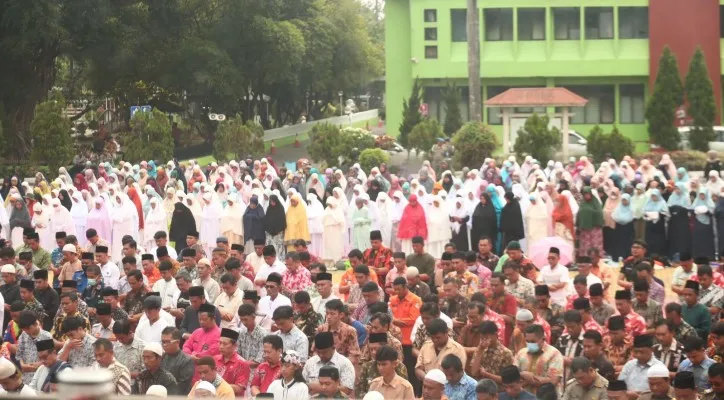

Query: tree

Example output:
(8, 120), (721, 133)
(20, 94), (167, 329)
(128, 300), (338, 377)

(513, 113), (561, 162)
(307, 122), (342, 167)
(586, 125), (635, 162)
(442, 82), (463, 135)
(399, 78), (423, 148)
(466, 0), (481, 121)
(686, 47), (717, 152)
(29, 93), (74, 172)
(645, 47), (684, 150)
(213, 116), (264, 162)
(408, 118), (443, 156)
(359, 148), (389, 173)
(337, 127), (376, 167)
(123, 109), (174, 163)
(452, 121), (498, 169)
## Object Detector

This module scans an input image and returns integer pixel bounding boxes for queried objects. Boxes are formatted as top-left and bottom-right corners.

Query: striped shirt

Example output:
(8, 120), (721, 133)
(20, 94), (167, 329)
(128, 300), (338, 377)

(97, 359), (132, 395)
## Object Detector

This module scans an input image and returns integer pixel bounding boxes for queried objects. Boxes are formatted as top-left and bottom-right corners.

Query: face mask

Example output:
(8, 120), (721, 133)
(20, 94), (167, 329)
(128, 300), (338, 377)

(526, 342), (540, 353)
(87, 278), (97, 286)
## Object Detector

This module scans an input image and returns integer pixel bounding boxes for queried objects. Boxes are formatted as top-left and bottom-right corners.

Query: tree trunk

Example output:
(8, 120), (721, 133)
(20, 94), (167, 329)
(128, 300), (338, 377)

(466, 0), (482, 122)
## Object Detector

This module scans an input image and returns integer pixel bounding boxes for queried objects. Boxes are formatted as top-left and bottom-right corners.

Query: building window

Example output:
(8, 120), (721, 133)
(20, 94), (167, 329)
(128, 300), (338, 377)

(585, 7), (614, 39)
(553, 8), (580, 40)
(619, 7), (648, 39)
(451, 9), (467, 42)
(485, 8), (514, 41)
(425, 86), (470, 123)
(560, 85), (615, 124)
(424, 9), (437, 23)
(425, 46), (438, 59)
(518, 8), (546, 41)
(425, 28), (438, 41)
(620, 84), (645, 124)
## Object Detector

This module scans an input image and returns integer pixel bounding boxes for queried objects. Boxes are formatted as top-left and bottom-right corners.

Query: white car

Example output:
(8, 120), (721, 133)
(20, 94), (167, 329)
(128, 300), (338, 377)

(678, 126), (724, 151)
(511, 129), (587, 158)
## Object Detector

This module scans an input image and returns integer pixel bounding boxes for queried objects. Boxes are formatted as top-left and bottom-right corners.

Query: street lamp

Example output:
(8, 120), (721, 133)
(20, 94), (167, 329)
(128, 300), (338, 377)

(338, 91), (344, 116)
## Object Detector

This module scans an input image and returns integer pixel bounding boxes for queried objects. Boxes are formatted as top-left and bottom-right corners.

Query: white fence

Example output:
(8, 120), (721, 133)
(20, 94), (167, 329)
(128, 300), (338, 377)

(264, 109), (378, 141)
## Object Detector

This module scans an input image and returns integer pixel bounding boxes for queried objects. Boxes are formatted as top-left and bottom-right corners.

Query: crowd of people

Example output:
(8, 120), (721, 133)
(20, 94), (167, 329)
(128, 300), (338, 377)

(0, 152), (721, 399)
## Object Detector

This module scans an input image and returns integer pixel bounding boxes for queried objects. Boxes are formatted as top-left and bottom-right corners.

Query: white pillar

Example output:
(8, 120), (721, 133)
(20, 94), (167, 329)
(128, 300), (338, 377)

(502, 108), (511, 155)
(562, 107), (570, 161)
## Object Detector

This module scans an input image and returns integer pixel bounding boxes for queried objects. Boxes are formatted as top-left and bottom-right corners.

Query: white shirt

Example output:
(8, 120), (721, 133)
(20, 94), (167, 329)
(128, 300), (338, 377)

(246, 252), (264, 273)
(254, 260), (287, 296)
(138, 309), (175, 329)
(411, 312), (453, 343)
(311, 294), (339, 317)
(537, 263), (570, 307)
(238, 275), (254, 292)
(151, 246), (178, 261)
(582, 273), (603, 288)
(214, 288), (245, 329)
(134, 316), (169, 344)
(267, 378), (310, 400)
(152, 278), (179, 309)
(92, 320), (115, 339)
(258, 294), (292, 331)
(101, 261), (121, 290)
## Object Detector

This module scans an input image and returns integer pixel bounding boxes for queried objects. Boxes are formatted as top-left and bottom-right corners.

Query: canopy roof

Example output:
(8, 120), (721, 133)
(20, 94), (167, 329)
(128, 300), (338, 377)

(485, 88), (588, 108)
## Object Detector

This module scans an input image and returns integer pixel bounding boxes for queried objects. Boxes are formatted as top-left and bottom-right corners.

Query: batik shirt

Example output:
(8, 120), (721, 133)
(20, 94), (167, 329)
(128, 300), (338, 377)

(674, 320), (699, 343)
(114, 339), (144, 380)
(505, 277), (535, 301)
(633, 298), (665, 330)
(17, 330), (52, 384)
(699, 284), (724, 321)
(24, 298), (47, 325)
(51, 312), (91, 341)
(237, 324), (268, 364)
(653, 340), (686, 372)
(441, 295), (469, 325)
(515, 344), (565, 394)
(591, 302), (616, 326)
(604, 337), (633, 370)
(123, 288), (148, 317)
(445, 271), (479, 298)
(470, 343), (514, 379)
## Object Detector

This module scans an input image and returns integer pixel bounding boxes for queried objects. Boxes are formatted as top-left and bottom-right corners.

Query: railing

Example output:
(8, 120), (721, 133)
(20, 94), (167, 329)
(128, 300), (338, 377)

(264, 109), (379, 141)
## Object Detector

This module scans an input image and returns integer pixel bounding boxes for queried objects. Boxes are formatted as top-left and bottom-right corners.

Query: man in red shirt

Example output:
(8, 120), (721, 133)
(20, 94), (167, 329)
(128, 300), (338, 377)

(214, 328), (251, 396)
(363, 230), (393, 287)
(614, 289), (647, 339)
(488, 273), (517, 343)
(250, 335), (283, 395)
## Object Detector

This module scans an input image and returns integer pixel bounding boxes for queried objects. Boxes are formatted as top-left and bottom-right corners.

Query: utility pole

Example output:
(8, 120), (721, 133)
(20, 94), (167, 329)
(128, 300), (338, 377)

(467, 0), (482, 121)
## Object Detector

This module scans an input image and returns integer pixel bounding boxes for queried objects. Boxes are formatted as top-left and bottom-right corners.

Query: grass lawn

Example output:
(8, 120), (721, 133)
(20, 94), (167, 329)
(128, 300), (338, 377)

(186, 117), (378, 163)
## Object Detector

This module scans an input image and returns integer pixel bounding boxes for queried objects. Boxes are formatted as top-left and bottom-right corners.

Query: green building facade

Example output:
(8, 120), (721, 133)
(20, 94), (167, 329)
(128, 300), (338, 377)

(385, 0), (724, 152)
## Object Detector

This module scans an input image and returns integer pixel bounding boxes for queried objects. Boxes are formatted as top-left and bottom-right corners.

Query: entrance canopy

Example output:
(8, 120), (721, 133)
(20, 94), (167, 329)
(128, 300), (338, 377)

(485, 88), (588, 159)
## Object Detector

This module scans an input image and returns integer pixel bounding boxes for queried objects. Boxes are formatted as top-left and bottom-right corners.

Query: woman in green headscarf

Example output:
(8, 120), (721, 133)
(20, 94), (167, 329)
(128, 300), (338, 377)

(575, 187), (604, 256)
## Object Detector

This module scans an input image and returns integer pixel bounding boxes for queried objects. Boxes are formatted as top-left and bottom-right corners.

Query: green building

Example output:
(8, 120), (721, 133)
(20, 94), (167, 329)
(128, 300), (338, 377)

(384, 0), (724, 152)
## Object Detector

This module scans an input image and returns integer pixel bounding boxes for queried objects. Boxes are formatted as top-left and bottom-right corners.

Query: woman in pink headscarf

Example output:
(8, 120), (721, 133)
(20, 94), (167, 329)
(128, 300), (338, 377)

(397, 194), (428, 254)
(86, 197), (112, 242)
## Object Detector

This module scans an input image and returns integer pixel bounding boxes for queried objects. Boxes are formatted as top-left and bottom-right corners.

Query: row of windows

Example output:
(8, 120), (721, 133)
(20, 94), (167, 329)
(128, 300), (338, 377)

(424, 84), (646, 125)
(424, 7), (649, 43)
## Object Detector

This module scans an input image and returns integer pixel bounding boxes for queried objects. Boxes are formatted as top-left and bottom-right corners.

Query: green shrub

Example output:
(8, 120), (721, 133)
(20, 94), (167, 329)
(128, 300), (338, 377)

(452, 121), (498, 170)
(30, 93), (74, 172)
(213, 116), (264, 162)
(586, 125), (635, 162)
(359, 148), (390, 173)
(124, 108), (174, 163)
(408, 118), (443, 156)
(337, 127), (376, 165)
(513, 113), (561, 162)
(307, 123), (342, 167)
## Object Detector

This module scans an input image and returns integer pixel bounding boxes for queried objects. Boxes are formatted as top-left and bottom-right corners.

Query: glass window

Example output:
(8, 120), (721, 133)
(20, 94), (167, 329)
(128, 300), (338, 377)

(553, 8), (580, 40)
(518, 8), (546, 41)
(425, 46), (438, 59)
(619, 7), (648, 39)
(485, 8), (514, 41)
(424, 9), (437, 23)
(424, 87), (444, 122)
(451, 9), (467, 42)
(559, 85), (615, 124)
(425, 28), (438, 41)
(620, 84), (645, 124)
(585, 7), (614, 39)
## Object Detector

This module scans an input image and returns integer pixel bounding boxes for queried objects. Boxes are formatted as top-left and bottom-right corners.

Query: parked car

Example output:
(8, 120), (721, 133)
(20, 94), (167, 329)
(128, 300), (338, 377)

(678, 126), (724, 151)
